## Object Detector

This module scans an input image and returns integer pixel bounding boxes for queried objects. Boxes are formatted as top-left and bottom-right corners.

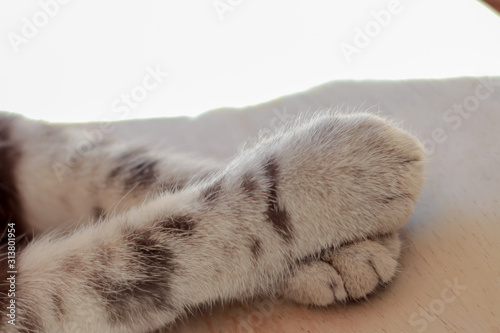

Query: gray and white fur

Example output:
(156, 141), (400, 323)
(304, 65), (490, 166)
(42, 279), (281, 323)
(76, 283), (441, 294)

(0, 111), (425, 333)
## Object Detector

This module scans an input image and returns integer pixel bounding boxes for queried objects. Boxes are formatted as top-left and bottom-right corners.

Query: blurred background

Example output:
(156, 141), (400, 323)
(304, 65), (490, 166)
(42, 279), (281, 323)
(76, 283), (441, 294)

(0, 0), (499, 122)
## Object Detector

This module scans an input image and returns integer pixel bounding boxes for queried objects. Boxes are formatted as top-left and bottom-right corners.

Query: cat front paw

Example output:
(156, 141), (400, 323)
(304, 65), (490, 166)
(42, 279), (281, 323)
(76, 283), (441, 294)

(281, 232), (401, 306)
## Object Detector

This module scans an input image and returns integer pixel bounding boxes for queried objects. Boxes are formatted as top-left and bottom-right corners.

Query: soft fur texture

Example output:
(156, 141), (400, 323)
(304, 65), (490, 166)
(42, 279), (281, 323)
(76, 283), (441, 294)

(0, 111), (425, 333)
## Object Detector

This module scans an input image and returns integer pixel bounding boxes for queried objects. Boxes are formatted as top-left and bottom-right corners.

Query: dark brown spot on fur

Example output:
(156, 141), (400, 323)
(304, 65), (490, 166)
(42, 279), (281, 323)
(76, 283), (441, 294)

(130, 231), (176, 273)
(241, 172), (257, 194)
(52, 291), (65, 320)
(92, 206), (106, 220)
(378, 193), (413, 204)
(297, 252), (322, 266)
(159, 216), (197, 236)
(201, 178), (223, 203)
(108, 149), (160, 189)
(263, 156), (292, 241)
(97, 230), (176, 324)
(401, 158), (420, 164)
(109, 166), (121, 179)
(108, 149), (145, 179)
(125, 159), (159, 188)
(250, 237), (262, 260)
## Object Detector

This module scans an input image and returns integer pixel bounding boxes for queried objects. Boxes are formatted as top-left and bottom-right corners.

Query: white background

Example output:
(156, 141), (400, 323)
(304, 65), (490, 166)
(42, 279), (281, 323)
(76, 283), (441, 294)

(0, 0), (499, 122)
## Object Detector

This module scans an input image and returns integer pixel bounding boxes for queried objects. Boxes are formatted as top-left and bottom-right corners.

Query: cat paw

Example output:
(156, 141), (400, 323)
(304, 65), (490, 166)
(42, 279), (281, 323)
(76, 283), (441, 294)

(281, 232), (401, 306)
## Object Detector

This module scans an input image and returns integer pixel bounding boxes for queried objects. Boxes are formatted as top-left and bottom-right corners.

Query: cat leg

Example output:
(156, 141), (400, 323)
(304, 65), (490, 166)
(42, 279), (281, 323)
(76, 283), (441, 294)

(1, 112), (223, 234)
(1, 112), (425, 332)
(280, 232), (402, 306)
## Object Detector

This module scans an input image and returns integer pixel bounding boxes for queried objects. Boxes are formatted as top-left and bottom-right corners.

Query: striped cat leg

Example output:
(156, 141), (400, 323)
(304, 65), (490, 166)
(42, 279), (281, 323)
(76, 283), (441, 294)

(1, 112), (424, 332)
(2, 112), (223, 234)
